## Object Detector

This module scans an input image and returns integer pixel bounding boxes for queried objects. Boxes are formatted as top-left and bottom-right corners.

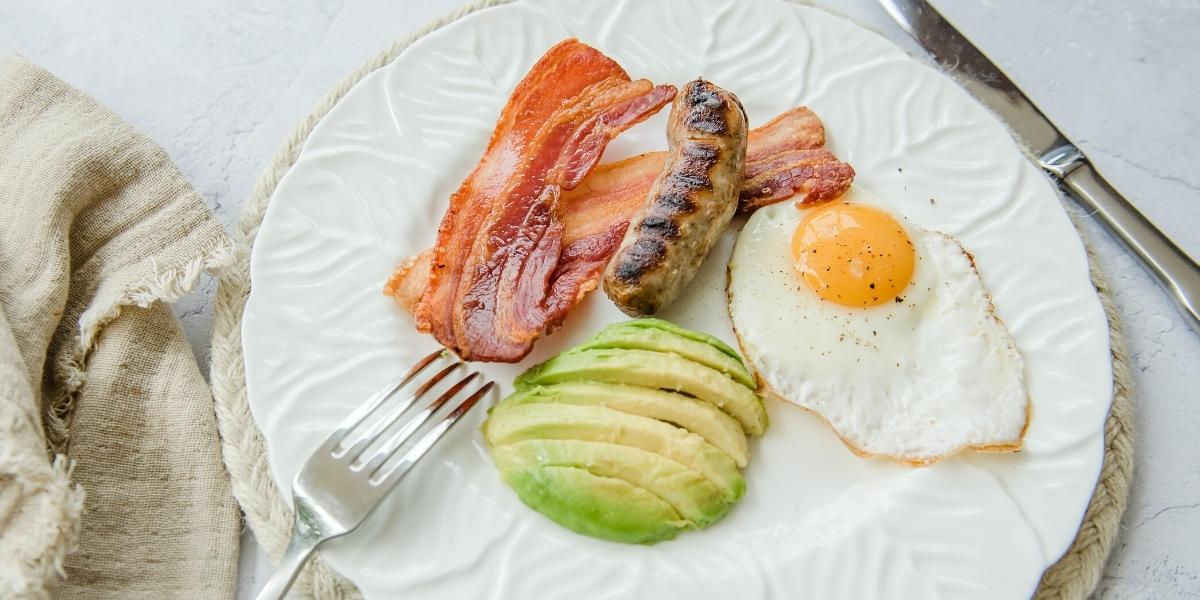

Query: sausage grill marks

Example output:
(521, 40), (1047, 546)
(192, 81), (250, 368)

(604, 79), (749, 316)
(611, 142), (718, 284)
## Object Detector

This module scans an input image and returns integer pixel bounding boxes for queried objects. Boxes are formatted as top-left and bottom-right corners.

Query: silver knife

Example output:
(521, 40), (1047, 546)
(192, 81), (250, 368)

(880, 0), (1200, 332)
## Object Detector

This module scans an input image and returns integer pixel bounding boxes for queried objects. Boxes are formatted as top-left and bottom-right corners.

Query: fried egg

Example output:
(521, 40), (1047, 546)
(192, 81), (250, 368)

(727, 188), (1029, 464)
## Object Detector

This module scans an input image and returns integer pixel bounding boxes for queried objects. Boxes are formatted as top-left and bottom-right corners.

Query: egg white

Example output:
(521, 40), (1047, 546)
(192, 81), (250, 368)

(727, 188), (1029, 464)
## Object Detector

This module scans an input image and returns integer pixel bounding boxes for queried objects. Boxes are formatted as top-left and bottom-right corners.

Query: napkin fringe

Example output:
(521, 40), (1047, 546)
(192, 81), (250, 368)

(44, 237), (235, 455)
(0, 453), (83, 599)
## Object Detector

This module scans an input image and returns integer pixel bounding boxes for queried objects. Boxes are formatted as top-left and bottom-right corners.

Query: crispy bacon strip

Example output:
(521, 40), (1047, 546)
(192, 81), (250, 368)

(740, 147), (856, 211)
(387, 107), (855, 318)
(413, 39), (675, 362)
(738, 107), (853, 210)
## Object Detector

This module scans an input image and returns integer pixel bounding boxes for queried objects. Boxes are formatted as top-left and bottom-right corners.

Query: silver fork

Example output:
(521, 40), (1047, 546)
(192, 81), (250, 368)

(254, 349), (495, 600)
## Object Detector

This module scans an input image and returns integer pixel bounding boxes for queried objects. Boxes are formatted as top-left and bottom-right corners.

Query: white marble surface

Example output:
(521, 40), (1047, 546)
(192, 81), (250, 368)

(1, 1), (1195, 598)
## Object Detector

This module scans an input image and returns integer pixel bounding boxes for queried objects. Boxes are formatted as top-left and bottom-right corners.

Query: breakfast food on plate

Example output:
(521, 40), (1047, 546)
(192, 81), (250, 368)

(603, 79), (748, 317)
(411, 39), (676, 362)
(727, 187), (1029, 465)
(385, 106), (855, 317)
(483, 318), (766, 544)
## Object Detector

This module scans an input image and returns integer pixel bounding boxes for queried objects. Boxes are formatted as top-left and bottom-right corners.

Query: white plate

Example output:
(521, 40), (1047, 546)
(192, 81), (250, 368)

(243, 0), (1112, 597)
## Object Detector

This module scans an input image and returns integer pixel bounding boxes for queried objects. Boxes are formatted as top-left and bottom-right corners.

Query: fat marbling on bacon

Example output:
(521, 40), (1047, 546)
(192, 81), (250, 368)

(411, 39), (676, 362)
(739, 108), (856, 211)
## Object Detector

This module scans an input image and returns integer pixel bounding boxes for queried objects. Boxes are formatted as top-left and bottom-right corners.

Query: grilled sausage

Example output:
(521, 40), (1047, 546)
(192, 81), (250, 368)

(603, 79), (748, 316)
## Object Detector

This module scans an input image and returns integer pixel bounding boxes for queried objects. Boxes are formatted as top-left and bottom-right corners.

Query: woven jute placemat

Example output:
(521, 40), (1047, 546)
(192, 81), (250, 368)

(210, 1), (1134, 597)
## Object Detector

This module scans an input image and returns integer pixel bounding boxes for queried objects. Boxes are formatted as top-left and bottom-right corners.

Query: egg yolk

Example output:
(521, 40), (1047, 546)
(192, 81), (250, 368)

(790, 202), (915, 308)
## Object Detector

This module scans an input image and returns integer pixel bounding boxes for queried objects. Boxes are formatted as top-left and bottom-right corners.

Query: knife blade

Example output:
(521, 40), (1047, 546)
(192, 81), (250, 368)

(880, 0), (1200, 332)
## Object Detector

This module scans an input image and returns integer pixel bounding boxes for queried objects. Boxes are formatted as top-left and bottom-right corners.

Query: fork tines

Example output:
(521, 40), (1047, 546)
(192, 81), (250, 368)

(331, 349), (494, 487)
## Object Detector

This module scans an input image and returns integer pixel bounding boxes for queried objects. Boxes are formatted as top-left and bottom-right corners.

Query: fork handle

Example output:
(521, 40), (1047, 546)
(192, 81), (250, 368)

(254, 520), (323, 600)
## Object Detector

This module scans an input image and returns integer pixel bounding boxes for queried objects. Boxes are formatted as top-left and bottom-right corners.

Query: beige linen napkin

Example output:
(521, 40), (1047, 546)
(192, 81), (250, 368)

(0, 54), (239, 598)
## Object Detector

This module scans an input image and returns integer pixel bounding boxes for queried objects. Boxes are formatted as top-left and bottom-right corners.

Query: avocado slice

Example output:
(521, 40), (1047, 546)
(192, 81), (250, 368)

(493, 439), (730, 529)
(515, 348), (769, 436)
(484, 402), (745, 501)
(500, 465), (686, 544)
(578, 321), (756, 389)
(619, 318), (744, 362)
(504, 382), (750, 467)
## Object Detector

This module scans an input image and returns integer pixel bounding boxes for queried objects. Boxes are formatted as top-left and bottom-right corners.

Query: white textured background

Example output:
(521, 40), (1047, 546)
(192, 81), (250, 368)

(1, 0), (1196, 598)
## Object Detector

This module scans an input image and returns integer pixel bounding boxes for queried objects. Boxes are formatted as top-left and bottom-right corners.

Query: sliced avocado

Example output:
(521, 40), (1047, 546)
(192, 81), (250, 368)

(578, 322), (756, 389)
(500, 465), (685, 544)
(493, 439), (730, 529)
(504, 382), (750, 467)
(484, 402), (745, 501)
(515, 348), (769, 436)
(619, 318), (743, 362)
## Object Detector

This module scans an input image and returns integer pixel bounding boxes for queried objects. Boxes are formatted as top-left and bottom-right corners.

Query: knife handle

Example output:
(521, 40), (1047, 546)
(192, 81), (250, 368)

(1059, 159), (1200, 332)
